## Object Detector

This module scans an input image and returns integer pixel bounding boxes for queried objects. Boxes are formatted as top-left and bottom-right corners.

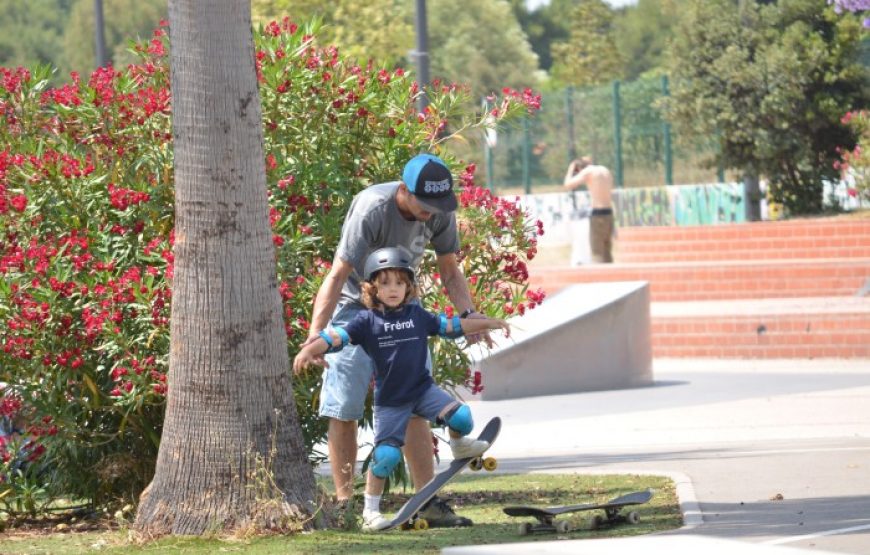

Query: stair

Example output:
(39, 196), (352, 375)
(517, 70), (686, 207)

(529, 259), (869, 301)
(616, 219), (870, 263)
(651, 297), (870, 358)
(528, 217), (870, 358)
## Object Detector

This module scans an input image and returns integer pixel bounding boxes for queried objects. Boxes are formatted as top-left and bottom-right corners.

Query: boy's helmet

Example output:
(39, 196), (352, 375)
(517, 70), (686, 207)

(364, 248), (415, 282)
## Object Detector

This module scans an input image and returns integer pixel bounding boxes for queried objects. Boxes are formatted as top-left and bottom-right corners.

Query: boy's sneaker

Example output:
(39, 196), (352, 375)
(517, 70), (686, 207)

(418, 496), (472, 527)
(449, 436), (490, 459)
(362, 509), (390, 531)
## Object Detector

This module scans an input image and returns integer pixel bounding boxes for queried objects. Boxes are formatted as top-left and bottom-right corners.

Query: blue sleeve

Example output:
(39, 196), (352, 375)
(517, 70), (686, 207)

(342, 310), (370, 345)
(414, 305), (443, 337)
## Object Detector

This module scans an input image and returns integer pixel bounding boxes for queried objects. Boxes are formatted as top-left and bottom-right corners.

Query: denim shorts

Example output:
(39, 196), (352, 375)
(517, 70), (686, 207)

(317, 301), (432, 421)
(374, 384), (458, 447)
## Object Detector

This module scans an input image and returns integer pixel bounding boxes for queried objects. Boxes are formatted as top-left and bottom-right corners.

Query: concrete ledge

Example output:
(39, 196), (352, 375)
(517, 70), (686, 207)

(470, 282), (653, 401)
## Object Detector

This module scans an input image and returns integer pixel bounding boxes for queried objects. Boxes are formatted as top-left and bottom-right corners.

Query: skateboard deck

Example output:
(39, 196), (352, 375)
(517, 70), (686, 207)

(503, 489), (653, 534)
(382, 416), (502, 531)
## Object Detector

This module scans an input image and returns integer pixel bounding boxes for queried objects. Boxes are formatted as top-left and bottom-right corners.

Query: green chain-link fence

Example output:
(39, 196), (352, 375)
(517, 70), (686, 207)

(482, 76), (725, 194)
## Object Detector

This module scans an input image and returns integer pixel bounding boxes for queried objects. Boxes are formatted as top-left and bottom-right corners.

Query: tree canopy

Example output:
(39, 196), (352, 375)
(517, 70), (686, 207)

(428, 0), (540, 99)
(62, 0), (166, 76)
(0, 0), (73, 71)
(665, 0), (868, 214)
(613, 0), (680, 80)
(550, 0), (624, 88)
(251, 0), (413, 66)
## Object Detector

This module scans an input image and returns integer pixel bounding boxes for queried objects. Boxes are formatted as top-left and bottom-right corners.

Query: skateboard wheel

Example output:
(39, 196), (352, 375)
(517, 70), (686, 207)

(518, 522), (532, 535)
(556, 520), (571, 534)
(469, 457), (483, 471)
(413, 518), (429, 531)
(482, 457), (497, 471)
(627, 511), (640, 524)
(590, 515), (604, 530)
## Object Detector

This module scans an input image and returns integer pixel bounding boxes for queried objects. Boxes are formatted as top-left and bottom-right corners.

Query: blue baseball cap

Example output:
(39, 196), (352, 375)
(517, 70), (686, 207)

(402, 153), (457, 213)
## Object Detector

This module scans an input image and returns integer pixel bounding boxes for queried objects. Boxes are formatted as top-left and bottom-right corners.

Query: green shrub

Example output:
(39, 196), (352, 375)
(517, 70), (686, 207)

(0, 18), (543, 512)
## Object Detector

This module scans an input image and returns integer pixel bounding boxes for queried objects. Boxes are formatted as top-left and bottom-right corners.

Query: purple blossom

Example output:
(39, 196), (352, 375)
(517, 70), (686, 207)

(828, 0), (870, 28)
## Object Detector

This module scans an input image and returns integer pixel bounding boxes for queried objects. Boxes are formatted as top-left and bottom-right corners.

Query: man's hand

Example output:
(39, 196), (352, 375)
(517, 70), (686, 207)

(464, 312), (494, 348)
(293, 343), (327, 375)
(301, 333), (322, 349)
(491, 318), (511, 338)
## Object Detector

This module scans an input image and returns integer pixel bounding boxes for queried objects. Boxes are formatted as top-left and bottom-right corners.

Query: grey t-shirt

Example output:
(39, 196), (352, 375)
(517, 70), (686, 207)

(335, 182), (459, 306)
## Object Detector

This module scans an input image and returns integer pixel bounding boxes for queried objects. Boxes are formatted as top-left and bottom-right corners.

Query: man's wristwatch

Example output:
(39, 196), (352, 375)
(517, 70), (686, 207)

(460, 308), (476, 318)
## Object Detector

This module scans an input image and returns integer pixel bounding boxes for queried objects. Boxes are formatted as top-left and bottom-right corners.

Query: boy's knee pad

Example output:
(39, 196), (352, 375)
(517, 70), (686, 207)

(371, 443), (402, 478)
(446, 404), (473, 436)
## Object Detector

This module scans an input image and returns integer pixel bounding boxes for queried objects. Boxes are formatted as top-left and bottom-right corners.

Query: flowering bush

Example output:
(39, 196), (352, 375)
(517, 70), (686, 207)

(0, 18), (543, 510)
(1, 386), (57, 518)
(828, 0), (870, 27)
(835, 110), (869, 202)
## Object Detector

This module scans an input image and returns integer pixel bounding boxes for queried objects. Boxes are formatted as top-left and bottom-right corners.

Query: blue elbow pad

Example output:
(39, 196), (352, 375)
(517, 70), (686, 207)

(319, 327), (350, 353)
(438, 314), (464, 338)
(335, 326), (350, 346)
(371, 443), (402, 478)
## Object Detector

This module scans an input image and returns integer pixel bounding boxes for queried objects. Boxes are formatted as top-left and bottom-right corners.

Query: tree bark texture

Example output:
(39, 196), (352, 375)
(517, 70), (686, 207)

(135, 0), (316, 536)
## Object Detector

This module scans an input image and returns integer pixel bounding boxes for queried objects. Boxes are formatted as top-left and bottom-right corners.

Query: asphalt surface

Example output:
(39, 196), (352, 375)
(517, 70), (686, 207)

(448, 358), (870, 554)
(344, 357), (870, 554)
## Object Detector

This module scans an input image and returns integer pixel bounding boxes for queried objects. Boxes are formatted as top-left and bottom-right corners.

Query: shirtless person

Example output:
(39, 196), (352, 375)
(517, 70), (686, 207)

(563, 157), (614, 263)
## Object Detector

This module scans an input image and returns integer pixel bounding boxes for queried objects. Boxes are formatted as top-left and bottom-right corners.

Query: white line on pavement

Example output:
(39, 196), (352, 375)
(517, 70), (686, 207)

(720, 445), (870, 457)
(762, 522), (870, 545)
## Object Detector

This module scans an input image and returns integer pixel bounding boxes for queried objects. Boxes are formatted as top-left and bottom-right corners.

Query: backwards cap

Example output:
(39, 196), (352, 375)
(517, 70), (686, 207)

(402, 153), (457, 213)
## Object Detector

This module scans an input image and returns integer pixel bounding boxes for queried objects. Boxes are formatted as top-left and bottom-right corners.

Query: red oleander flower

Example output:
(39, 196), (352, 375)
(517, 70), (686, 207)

(10, 195), (27, 212)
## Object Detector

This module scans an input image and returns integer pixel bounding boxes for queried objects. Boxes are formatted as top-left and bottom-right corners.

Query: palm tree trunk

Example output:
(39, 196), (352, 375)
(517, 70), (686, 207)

(134, 0), (316, 536)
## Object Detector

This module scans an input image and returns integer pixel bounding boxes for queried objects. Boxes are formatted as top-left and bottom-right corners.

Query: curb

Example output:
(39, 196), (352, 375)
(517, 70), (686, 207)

(526, 467), (703, 530)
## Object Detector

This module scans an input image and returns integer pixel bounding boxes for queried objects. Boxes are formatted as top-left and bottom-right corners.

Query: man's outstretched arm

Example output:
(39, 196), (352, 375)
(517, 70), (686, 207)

(436, 252), (493, 348)
(304, 256), (354, 345)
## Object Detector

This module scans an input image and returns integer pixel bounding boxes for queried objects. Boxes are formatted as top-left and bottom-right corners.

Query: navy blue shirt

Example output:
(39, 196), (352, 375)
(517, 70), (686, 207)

(340, 304), (442, 407)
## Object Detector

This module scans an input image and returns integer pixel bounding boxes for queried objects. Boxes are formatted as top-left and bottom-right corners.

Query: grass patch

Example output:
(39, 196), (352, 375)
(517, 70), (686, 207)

(0, 473), (681, 554)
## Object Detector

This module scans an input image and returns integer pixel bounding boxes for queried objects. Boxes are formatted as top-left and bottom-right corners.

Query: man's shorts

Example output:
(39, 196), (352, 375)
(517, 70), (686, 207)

(373, 383), (458, 447)
(318, 301), (431, 421)
(589, 209), (614, 264)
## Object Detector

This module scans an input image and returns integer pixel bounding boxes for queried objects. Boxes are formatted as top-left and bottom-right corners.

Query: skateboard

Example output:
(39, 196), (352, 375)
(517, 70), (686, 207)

(503, 488), (653, 535)
(382, 416), (502, 531)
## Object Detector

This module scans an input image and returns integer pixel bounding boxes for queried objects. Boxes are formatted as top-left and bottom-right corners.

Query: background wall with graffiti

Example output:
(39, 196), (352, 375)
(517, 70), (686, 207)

(515, 182), (746, 247)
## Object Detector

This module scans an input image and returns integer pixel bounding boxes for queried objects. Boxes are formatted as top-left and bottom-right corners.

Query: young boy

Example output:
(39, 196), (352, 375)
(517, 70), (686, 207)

(293, 247), (510, 530)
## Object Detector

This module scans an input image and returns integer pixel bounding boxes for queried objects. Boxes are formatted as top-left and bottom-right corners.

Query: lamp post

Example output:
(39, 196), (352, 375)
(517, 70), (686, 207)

(94, 0), (108, 68)
(413, 0), (430, 112)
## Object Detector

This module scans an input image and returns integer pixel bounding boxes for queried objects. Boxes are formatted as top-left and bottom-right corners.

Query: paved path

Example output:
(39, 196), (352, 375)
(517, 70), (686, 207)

(435, 358), (870, 554)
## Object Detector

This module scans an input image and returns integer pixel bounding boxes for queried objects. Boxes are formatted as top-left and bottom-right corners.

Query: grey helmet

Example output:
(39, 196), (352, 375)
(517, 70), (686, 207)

(364, 248), (415, 282)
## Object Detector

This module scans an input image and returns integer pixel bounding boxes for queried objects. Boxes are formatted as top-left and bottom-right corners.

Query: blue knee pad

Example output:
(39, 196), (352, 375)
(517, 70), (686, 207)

(446, 404), (474, 436)
(371, 443), (402, 478)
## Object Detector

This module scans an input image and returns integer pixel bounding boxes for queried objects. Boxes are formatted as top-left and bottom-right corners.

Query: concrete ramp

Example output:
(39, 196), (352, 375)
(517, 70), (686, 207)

(469, 281), (652, 401)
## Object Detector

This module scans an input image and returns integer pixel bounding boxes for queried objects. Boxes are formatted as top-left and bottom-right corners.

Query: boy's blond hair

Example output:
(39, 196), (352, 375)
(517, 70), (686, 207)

(361, 268), (418, 310)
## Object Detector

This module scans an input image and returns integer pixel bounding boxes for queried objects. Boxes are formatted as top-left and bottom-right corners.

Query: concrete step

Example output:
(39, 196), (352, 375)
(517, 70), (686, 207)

(616, 243), (870, 263)
(617, 218), (870, 242)
(528, 259), (870, 302)
(650, 297), (870, 358)
(615, 219), (870, 263)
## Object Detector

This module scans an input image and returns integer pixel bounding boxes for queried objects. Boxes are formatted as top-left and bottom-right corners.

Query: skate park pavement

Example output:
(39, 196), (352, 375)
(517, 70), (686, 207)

(434, 357), (870, 554)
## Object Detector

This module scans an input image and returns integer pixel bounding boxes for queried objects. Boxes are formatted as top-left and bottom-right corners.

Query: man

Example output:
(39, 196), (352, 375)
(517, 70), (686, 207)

(304, 153), (488, 527)
(563, 157), (615, 263)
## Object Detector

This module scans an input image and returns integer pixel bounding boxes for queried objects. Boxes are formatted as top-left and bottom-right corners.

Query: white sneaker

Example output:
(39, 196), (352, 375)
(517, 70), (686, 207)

(450, 436), (490, 459)
(362, 509), (390, 531)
